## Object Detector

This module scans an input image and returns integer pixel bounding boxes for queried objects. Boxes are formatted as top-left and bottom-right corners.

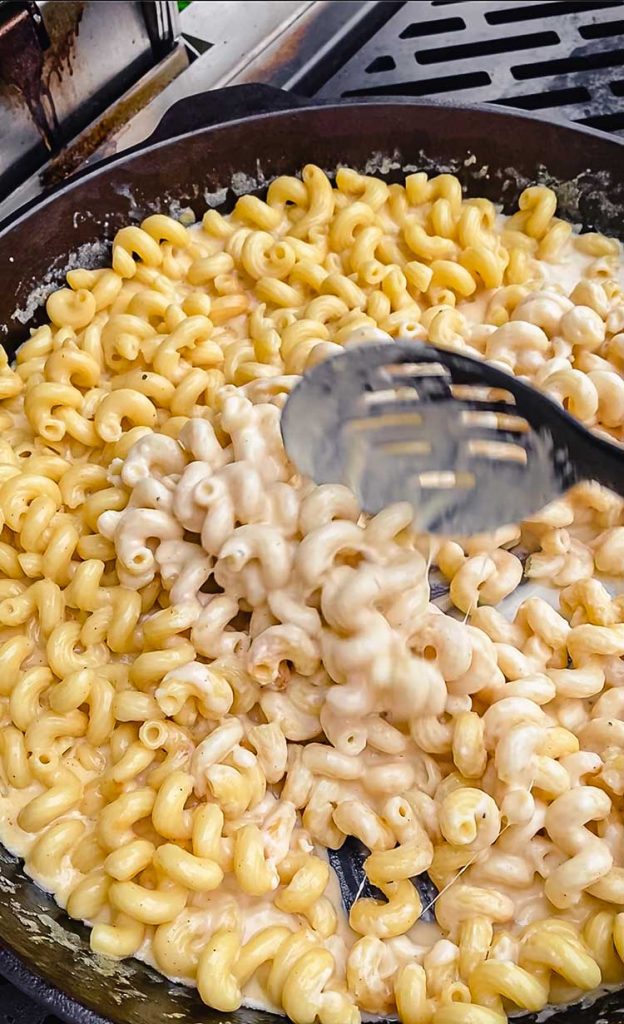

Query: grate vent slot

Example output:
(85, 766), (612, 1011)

(491, 85), (591, 109)
(485, 1), (622, 24)
(365, 55), (397, 73)
(578, 110), (624, 130)
(511, 48), (624, 79)
(343, 70), (492, 98)
(579, 18), (624, 37)
(415, 30), (560, 64)
(400, 17), (466, 37)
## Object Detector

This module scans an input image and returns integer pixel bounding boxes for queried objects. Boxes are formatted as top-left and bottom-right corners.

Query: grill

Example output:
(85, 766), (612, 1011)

(311, 0), (624, 135)
(0, 1), (623, 1021)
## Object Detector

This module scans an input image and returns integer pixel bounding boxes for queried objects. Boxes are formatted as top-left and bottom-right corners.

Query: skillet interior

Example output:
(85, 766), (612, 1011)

(1, 89), (624, 1024)
(3, 89), (624, 353)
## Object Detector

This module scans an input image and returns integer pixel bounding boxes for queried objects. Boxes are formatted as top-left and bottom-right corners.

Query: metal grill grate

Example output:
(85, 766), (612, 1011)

(314, 0), (624, 135)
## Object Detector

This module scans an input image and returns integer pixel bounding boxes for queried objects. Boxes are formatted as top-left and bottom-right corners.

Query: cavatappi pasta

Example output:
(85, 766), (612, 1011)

(1, 167), (624, 1023)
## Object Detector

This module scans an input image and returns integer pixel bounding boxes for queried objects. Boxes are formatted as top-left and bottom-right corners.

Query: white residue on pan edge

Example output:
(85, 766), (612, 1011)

(231, 162), (268, 196)
(113, 183), (196, 222)
(11, 239), (109, 326)
(205, 155), (403, 207)
(202, 151), (444, 212)
(362, 150), (402, 175)
(5, 889), (162, 1004)
(203, 185), (228, 207)
(113, 182), (144, 219)
(167, 199), (196, 225)
(0, 871), (16, 894)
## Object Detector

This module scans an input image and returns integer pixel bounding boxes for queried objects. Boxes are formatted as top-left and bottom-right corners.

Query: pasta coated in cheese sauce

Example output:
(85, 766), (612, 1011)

(1, 167), (624, 1023)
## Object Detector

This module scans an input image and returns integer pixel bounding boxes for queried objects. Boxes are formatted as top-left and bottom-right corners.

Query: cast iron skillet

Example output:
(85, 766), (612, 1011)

(0, 84), (623, 1024)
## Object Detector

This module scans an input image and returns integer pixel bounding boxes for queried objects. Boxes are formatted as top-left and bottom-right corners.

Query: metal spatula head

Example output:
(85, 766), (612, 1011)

(327, 836), (439, 921)
(281, 341), (584, 535)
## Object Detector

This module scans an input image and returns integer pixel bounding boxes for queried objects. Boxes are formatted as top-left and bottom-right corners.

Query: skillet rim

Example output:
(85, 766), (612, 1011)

(1, 92), (623, 240)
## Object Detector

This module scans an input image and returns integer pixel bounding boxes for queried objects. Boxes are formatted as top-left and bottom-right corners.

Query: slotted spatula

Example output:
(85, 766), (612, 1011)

(283, 341), (624, 914)
(281, 341), (624, 535)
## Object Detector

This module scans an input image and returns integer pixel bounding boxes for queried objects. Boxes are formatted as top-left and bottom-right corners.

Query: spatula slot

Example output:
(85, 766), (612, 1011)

(377, 440), (433, 455)
(461, 410), (530, 433)
(346, 411), (424, 431)
(384, 361), (451, 378)
(451, 384), (516, 404)
(415, 470), (476, 488)
(467, 439), (528, 463)
(362, 387), (421, 405)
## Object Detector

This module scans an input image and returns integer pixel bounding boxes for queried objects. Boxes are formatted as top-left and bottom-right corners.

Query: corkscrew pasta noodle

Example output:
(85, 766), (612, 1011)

(0, 166), (624, 1023)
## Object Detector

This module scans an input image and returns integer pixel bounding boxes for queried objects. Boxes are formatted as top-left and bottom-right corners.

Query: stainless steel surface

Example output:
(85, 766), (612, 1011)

(0, 3), (55, 191)
(232, 0), (378, 90)
(111, 0), (315, 149)
(114, 0), (383, 146)
(0, 1), (180, 205)
(2, 41), (189, 222)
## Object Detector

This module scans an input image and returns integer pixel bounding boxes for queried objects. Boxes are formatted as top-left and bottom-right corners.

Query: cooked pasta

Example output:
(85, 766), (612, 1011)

(0, 166), (624, 1024)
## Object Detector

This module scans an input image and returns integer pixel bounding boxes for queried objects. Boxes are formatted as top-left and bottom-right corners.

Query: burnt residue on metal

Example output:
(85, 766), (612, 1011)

(40, 45), (185, 190)
(0, 3), (60, 152)
(0, 0), (83, 158)
(42, 0), (84, 90)
(244, 14), (311, 85)
(4, 0), (185, 195)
